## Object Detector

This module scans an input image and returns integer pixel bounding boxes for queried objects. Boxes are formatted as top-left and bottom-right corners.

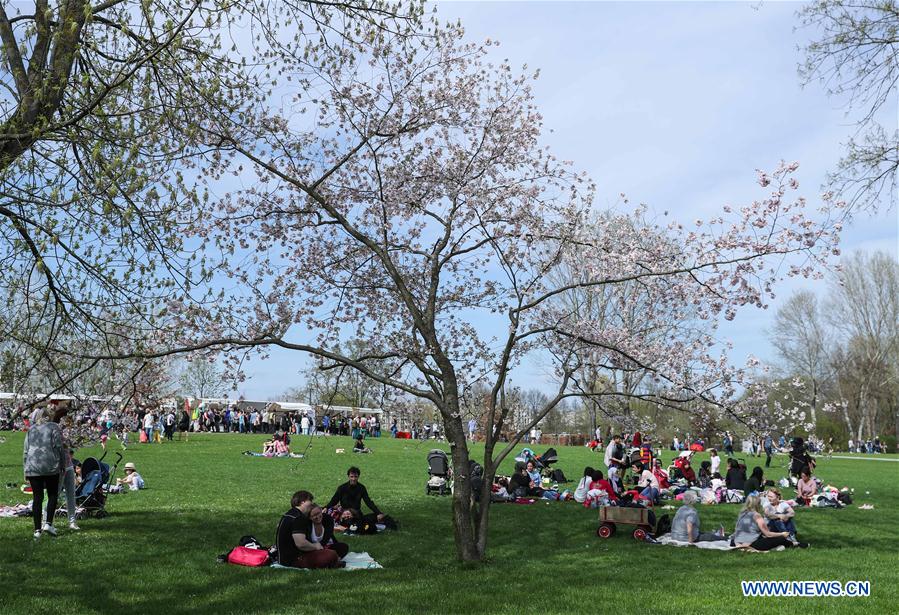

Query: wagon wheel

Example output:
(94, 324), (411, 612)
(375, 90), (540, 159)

(632, 526), (647, 541)
(596, 523), (616, 538)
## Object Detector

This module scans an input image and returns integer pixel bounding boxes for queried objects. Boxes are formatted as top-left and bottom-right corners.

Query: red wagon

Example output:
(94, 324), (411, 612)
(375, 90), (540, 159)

(596, 506), (654, 541)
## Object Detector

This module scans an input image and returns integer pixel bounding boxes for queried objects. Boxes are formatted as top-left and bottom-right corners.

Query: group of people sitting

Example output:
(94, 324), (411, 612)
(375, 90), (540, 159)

(670, 488), (808, 551)
(274, 466), (388, 569)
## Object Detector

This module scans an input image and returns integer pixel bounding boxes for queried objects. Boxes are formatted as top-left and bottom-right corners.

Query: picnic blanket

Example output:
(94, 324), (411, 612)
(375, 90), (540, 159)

(656, 534), (736, 550)
(271, 551), (383, 571)
(656, 534), (786, 552)
(0, 504), (31, 518)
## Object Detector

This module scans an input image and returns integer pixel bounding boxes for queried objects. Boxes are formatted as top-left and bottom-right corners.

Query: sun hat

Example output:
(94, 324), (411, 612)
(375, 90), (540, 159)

(124, 462), (136, 471)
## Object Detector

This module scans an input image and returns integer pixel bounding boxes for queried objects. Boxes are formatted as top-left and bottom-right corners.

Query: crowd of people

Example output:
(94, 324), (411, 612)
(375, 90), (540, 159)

(487, 430), (838, 551)
(6, 398), (861, 557)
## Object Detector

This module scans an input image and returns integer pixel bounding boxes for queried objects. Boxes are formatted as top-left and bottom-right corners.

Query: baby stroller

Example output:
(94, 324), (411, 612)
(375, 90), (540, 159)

(426, 449), (452, 495)
(74, 451), (122, 518)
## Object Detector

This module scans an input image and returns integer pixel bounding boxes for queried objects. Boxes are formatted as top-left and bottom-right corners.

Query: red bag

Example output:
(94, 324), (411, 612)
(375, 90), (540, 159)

(226, 546), (271, 567)
(139, 430), (148, 443)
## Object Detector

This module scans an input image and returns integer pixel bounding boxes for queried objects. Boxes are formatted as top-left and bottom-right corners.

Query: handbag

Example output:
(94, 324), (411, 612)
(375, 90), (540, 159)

(226, 546), (271, 567)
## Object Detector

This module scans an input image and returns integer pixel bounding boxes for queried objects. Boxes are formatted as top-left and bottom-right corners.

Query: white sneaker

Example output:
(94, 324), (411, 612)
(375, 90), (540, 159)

(69, 522), (81, 531)
(41, 523), (57, 536)
(33, 529), (42, 539)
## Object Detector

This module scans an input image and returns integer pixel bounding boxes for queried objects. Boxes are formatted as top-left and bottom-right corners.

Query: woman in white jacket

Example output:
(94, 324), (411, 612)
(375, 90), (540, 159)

(574, 466), (595, 503)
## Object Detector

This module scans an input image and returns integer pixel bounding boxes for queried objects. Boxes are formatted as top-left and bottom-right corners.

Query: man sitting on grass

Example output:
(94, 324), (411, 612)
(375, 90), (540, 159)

(325, 467), (385, 527)
(275, 490), (343, 569)
(670, 491), (725, 543)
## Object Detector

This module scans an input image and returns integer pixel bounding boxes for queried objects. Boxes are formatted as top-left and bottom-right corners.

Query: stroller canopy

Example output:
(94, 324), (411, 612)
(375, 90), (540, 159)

(538, 448), (559, 465)
(427, 449), (449, 476)
(76, 457), (109, 500)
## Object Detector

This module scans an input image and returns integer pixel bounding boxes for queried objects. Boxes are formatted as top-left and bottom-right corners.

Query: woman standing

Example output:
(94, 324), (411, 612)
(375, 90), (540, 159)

(23, 408), (66, 538)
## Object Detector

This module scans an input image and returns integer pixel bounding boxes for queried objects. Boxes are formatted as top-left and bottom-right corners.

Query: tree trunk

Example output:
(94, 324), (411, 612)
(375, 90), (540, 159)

(810, 380), (818, 430)
(857, 382), (872, 442)
(440, 397), (482, 561)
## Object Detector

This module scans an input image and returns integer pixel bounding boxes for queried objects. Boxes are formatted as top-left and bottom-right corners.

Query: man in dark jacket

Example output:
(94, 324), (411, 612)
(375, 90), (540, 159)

(325, 467), (385, 523)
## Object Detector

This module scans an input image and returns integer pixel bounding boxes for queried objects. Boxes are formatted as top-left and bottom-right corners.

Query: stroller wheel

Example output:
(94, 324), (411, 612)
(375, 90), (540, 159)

(597, 523), (615, 538)
(95, 509), (108, 519)
(426, 485), (431, 496)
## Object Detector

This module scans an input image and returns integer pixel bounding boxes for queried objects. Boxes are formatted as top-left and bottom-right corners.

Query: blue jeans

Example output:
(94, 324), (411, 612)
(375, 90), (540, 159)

(640, 486), (660, 502)
(767, 518), (797, 535)
(145, 427), (153, 442)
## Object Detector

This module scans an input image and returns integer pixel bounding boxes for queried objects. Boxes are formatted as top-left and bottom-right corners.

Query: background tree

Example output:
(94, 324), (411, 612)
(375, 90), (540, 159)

(825, 250), (899, 441)
(769, 290), (829, 427)
(178, 357), (226, 400)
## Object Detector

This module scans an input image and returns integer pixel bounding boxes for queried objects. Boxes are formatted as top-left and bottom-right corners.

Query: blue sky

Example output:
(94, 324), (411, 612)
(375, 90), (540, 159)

(233, 1), (897, 400)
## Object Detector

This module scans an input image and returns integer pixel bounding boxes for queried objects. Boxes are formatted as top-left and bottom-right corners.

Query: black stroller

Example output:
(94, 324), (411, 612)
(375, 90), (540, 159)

(74, 451), (122, 518)
(518, 447), (565, 481)
(426, 449), (452, 495)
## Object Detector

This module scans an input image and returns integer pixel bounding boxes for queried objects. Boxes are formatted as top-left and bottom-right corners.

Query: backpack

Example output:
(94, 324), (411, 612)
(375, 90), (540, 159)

(550, 469), (568, 483)
(725, 490), (744, 504)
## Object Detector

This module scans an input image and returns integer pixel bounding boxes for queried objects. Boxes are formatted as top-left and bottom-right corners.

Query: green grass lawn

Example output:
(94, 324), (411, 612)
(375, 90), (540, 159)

(1, 432), (896, 614)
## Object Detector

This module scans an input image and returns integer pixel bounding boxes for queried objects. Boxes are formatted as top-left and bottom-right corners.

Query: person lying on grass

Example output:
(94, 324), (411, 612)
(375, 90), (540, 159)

(275, 491), (344, 569)
(325, 467), (385, 527)
(670, 491), (726, 543)
(731, 494), (808, 551)
(763, 488), (797, 539)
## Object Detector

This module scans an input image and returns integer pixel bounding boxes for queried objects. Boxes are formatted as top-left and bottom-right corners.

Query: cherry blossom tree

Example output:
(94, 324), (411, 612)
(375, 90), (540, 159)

(185, 18), (846, 560)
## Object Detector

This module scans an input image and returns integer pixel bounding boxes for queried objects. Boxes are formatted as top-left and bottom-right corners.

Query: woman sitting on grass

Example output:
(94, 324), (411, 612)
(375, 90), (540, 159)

(574, 467), (595, 504)
(725, 458), (746, 491)
(308, 505), (349, 559)
(743, 466), (765, 495)
(795, 467), (817, 505)
(261, 434), (290, 457)
(763, 488), (797, 539)
(731, 494), (808, 550)
(631, 462), (660, 504)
